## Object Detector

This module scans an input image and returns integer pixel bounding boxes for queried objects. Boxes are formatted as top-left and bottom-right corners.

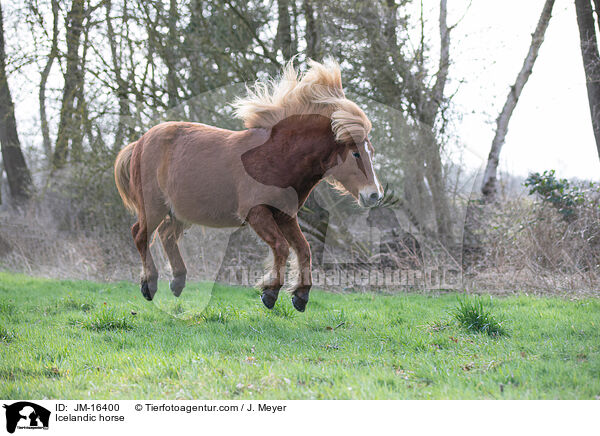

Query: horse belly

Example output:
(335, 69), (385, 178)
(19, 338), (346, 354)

(165, 151), (243, 228)
(169, 180), (242, 228)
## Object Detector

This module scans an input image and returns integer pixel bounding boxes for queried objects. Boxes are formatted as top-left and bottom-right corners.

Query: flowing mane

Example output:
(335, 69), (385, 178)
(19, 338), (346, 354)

(232, 58), (372, 143)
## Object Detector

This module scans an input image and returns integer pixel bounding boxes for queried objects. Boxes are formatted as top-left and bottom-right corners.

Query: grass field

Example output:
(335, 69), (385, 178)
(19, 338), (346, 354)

(0, 271), (599, 399)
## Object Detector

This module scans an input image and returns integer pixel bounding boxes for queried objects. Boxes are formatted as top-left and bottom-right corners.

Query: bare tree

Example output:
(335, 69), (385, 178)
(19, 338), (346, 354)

(39, 0), (59, 161)
(374, 0), (453, 241)
(481, 0), (555, 201)
(575, 0), (600, 161)
(106, 0), (132, 151)
(417, 0), (452, 242)
(53, 0), (85, 169)
(166, 0), (179, 108)
(0, 2), (33, 203)
(331, 0), (453, 243)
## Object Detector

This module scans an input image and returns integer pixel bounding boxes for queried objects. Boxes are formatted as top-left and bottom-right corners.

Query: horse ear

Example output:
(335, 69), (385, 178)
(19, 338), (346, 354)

(2, 405), (7, 408)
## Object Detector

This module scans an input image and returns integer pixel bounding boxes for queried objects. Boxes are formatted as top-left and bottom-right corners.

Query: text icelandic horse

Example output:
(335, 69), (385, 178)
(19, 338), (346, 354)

(114, 59), (383, 312)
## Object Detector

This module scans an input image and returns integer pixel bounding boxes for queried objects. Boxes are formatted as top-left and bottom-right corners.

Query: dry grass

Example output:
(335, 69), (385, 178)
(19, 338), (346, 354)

(1, 189), (599, 297)
(0, 207), (262, 284)
(463, 198), (600, 296)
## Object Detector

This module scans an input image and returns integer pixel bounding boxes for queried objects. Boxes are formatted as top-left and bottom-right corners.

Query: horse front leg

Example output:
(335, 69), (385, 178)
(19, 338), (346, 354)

(276, 215), (312, 312)
(247, 206), (290, 309)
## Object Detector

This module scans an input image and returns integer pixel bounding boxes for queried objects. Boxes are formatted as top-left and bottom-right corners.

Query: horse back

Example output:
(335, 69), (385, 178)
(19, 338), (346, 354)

(135, 121), (272, 227)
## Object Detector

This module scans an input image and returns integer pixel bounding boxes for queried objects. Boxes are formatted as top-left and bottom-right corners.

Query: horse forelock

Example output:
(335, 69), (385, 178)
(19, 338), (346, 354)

(232, 58), (371, 143)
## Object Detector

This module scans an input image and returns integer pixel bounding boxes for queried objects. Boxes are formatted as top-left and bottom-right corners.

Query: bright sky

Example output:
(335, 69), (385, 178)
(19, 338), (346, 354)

(447, 0), (600, 181)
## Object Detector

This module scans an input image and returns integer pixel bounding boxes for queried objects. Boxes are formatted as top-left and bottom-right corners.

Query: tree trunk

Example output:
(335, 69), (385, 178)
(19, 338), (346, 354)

(186, 0), (207, 97)
(0, 2), (33, 203)
(166, 0), (179, 108)
(575, 0), (600, 162)
(143, 0), (180, 109)
(422, 0), (452, 242)
(481, 0), (555, 201)
(424, 136), (451, 241)
(71, 19), (89, 163)
(357, 0), (453, 242)
(402, 0), (452, 243)
(303, 0), (320, 60)
(106, 0), (131, 152)
(39, 0), (59, 162)
(276, 0), (295, 59)
(53, 0), (85, 169)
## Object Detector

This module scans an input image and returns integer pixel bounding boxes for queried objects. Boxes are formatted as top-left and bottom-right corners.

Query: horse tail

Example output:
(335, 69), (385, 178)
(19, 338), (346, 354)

(114, 141), (138, 214)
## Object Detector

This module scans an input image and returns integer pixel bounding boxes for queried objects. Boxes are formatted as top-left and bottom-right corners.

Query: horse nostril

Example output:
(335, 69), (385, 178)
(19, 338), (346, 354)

(369, 192), (379, 202)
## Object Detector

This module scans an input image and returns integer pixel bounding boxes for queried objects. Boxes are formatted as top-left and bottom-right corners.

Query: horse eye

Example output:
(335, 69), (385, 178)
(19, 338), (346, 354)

(353, 152), (361, 159)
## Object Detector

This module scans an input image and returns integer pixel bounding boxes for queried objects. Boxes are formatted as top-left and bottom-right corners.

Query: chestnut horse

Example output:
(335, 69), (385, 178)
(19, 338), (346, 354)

(114, 59), (382, 312)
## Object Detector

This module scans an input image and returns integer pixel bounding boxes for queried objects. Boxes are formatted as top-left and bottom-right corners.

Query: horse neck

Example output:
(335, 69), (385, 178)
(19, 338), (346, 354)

(275, 115), (342, 203)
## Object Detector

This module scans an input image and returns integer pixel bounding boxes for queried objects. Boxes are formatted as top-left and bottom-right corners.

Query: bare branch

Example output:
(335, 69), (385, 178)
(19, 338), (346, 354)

(482, 0), (555, 201)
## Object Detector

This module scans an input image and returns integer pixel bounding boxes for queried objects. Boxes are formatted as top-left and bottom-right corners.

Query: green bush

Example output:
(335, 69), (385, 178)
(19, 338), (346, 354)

(524, 170), (587, 221)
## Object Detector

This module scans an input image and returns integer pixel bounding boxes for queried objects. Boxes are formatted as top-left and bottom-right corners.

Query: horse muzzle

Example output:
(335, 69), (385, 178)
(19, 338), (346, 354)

(359, 187), (383, 207)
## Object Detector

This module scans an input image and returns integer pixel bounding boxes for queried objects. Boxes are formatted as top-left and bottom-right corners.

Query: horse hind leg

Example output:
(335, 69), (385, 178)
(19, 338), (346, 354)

(132, 208), (167, 301)
(157, 215), (187, 297)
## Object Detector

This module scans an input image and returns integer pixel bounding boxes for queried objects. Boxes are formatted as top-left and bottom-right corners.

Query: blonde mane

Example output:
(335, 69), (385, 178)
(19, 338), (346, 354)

(232, 58), (372, 143)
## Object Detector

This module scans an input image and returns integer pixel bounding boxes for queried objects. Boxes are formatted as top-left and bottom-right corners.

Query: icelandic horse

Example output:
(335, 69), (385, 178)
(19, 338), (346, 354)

(114, 59), (383, 312)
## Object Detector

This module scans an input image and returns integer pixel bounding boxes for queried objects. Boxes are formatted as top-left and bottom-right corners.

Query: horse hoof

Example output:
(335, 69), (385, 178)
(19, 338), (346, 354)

(170, 276), (186, 297)
(140, 282), (153, 301)
(140, 280), (157, 301)
(261, 292), (277, 309)
(292, 295), (308, 312)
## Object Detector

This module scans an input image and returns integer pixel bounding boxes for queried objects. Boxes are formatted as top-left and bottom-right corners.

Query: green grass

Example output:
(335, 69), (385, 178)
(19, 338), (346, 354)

(70, 307), (134, 332)
(0, 271), (599, 399)
(453, 298), (507, 337)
